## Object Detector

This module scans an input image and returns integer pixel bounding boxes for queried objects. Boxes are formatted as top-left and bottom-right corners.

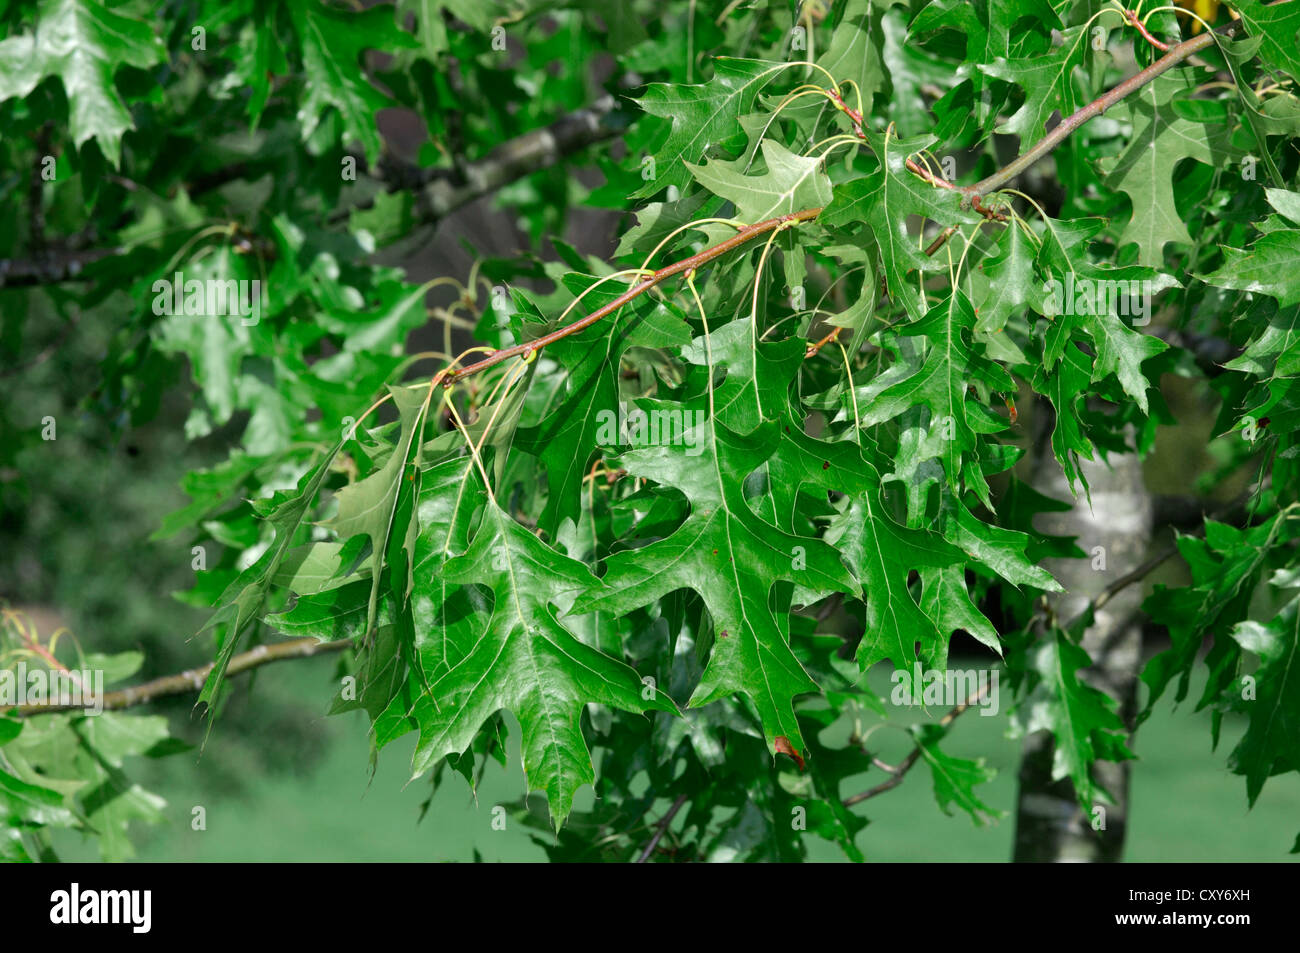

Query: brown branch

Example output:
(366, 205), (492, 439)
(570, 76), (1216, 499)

(635, 793), (688, 862)
(331, 94), (620, 225)
(10, 637), (348, 717)
(843, 682), (991, 807)
(1123, 9), (1171, 52)
(444, 207), (823, 385)
(1063, 487), (1261, 632)
(965, 20), (1242, 199)
(805, 325), (843, 358)
(1089, 546), (1178, 619)
(2, 98), (622, 287)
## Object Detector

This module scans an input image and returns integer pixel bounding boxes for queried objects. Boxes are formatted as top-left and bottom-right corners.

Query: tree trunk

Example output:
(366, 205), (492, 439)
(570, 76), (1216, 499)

(1012, 403), (1150, 862)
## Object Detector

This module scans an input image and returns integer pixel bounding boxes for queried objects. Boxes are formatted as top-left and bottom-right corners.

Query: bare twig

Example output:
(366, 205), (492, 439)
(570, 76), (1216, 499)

(635, 793), (688, 862)
(966, 21), (1241, 197)
(843, 682), (991, 807)
(11, 637), (348, 717)
(444, 207), (823, 385)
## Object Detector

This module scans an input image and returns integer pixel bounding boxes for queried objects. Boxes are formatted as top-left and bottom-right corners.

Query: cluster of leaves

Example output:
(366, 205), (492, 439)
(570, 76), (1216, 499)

(0, 612), (183, 861)
(2, 0), (1299, 860)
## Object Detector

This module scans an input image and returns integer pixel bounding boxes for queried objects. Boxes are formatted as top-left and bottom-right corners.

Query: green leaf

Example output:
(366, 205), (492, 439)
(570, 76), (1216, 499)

(631, 57), (789, 199)
(816, 0), (885, 116)
(0, 0), (164, 166)
(827, 481), (974, 672)
(1026, 631), (1133, 806)
(1265, 187), (1300, 225)
(0, 767), (76, 829)
(978, 24), (1092, 148)
(289, 0), (418, 163)
(1232, 0), (1300, 84)
(974, 221), (1034, 339)
(820, 131), (980, 319)
(573, 417), (857, 761)
(516, 279), (691, 534)
(911, 723), (1004, 825)
(1226, 589), (1300, 805)
(1200, 229), (1300, 308)
(1101, 70), (1231, 265)
(919, 565), (1002, 660)
(614, 190), (716, 259)
(852, 290), (1015, 482)
(687, 139), (832, 224)
(408, 501), (675, 828)
(196, 438), (346, 711)
(1224, 305), (1300, 379)
(1032, 340), (1095, 492)
(1036, 225), (1176, 414)
(1142, 516), (1295, 715)
(941, 494), (1062, 591)
(323, 384), (430, 639)
(4, 711), (172, 861)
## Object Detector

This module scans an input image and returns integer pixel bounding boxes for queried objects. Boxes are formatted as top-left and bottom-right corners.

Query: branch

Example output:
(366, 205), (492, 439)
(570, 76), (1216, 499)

(10, 637), (347, 717)
(1085, 545), (1178, 618)
(965, 21), (1242, 198)
(415, 93), (619, 225)
(843, 682), (991, 807)
(1123, 8), (1171, 53)
(0, 247), (122, 288)
(1063, 487), (1260, 631)
(444, 207), (823, 385)
(635, 793), (688, 862)
(1, 97), (622, 287)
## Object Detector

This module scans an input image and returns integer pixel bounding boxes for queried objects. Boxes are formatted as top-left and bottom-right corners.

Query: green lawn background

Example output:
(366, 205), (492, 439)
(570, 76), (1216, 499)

(51, 659), (1299, 862)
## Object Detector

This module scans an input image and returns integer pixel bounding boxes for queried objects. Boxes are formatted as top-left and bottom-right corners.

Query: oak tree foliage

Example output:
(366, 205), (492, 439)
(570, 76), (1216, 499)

(1, 0), (1299, 861)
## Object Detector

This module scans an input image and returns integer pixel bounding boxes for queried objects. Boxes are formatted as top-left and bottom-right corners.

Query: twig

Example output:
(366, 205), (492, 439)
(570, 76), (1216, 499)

(444, 208), (822, 385)
(843, 682), (991, 807)
(805, 325), (843, 357)
(635, 793), (688, 862)
(1063, 487), (1260, 631)
(966, 21), (1241, 198)
(1088, 545), (1178, 617)
(11, 637), (348, 717)
(1123, 8), (1171, 52)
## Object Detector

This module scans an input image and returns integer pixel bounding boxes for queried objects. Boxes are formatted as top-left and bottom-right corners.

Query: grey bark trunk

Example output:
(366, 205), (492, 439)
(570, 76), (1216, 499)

(1012, 402), (1151, 862)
